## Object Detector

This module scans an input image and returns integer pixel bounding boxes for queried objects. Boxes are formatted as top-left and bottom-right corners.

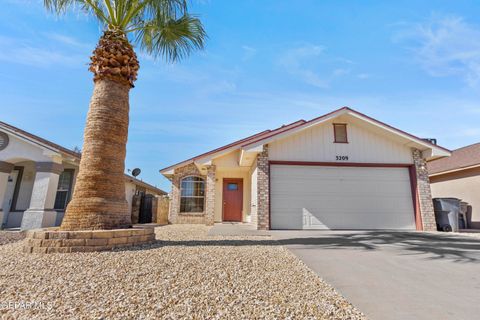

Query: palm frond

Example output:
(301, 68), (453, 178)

(44, 0), (206, 62)
(44, 0), (112, 25)
(136, 13), (206, 62)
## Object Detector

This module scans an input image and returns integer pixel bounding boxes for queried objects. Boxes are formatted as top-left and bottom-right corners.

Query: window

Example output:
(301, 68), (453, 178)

(333, 123), (348, 143)
(54, 169), (74, 210)
(180, 176), (205, 213)
(227, 183), (238, 191)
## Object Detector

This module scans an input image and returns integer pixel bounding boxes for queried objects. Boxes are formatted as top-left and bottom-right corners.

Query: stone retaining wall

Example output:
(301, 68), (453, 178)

(23, 228), (155, 253)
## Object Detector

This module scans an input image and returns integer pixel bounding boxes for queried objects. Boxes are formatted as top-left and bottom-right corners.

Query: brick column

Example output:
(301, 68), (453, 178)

(257, 145), (270, 230)
(0, 161), (14, 229)
(169, 175), (180, 224)
(412, 149), (436, 231)
(205, 165), (216, 226)
(21, 162), (63, 230)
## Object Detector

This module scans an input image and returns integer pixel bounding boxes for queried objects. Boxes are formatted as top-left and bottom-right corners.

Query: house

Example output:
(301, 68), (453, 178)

(160, 107), (451, 231)
(428, 143), (480, 229)
(0, 121), (166, 230)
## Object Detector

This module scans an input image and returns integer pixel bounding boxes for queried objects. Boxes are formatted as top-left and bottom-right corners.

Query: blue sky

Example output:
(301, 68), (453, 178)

(2, 0), (480, 191)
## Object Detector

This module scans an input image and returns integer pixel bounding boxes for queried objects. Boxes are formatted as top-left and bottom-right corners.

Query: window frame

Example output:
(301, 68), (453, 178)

(53, 169), (75, 211)
(333, 123), (348, 143)
(179, 176), (206, 213)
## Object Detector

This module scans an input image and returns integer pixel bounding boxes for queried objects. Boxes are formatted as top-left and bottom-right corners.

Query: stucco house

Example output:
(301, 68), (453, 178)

(0, 121), (166, 230)
(428, 143), (480, 229)
(161, 107), (451, 231)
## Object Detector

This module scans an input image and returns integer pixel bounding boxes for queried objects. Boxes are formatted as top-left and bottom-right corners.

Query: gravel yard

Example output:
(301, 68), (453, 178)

(0, 231), (25, 245)
(0, 225), (365, 319)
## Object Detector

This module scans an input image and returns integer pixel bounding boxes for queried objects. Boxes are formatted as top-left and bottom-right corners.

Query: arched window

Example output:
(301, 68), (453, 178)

(180, 176), (205, 213)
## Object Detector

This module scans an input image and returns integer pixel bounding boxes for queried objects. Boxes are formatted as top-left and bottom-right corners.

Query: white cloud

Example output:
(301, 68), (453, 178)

(45, 33), (90, 48)
(277, 44), (330, 88)
(277, 44), (358, 88)
(241, 45), (257, 61)
(356, 73), (371, 79)
(333, 68), (350, 77)
(394, 15), (480, 86)
(0, 35), (88, 68)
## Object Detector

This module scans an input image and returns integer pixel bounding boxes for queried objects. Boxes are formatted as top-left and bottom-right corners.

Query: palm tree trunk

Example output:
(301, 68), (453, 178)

(61, 31), (138, 231)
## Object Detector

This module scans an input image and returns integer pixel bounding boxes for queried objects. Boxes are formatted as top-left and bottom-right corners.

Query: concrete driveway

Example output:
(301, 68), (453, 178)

(270, 230), (480, 320)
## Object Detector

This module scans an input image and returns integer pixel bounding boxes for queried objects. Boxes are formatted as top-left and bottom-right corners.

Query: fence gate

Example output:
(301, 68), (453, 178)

(139, 194), (154, 223)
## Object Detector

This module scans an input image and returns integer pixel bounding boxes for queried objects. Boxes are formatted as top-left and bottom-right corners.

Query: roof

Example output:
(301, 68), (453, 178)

(0, 120), (81, 159)
(428, 143), (480, 176)
(0, 120), (166, 195)
(159, 119), (307, 173)
(125, 175), (167, 195)
(160, 106), (451, 174)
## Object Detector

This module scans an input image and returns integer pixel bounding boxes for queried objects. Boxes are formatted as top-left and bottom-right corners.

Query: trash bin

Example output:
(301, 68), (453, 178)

(460, 202), (470, 229)
(432, 198), (461, 232)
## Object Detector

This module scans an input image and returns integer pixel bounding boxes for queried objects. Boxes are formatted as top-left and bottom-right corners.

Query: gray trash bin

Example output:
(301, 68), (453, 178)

(432, 198), (460, 232)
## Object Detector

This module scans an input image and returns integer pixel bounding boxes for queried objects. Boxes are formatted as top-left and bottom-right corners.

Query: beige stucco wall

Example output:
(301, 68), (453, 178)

(249, 159), (258, 225)
(125, 181), (137, 216)
(213, 168), (251, 222)
(269, 116), (414, 163)
(430, 167), (480, 228)
(212, 151), (252, 222)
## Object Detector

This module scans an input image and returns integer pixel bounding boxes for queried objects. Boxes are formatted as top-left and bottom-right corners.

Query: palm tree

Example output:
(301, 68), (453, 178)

(44, 0), (206, 230)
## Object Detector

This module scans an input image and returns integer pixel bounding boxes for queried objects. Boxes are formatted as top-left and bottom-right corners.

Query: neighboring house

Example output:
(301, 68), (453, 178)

(161, 107), (451, 231)
(0, 121), (166, 230)
(428, 143), (480, 229)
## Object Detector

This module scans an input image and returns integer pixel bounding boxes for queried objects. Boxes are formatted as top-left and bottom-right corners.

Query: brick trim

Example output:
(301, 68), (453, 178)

(412, 149), (436, 231)
(205, 165), (216, 225)
(256, 145), (269, 230)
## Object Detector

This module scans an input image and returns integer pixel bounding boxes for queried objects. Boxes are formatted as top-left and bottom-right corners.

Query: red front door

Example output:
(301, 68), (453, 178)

(223, 178), (243, 222)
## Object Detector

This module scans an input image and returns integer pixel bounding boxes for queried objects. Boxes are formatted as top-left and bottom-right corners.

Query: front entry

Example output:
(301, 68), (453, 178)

(222, 178), (243, 222)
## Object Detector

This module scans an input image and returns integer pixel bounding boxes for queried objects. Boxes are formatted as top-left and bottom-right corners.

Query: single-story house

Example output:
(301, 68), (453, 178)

(160, 107), (451, 231)
(0, 121), (166, 230)
(428, 143), (480, 229)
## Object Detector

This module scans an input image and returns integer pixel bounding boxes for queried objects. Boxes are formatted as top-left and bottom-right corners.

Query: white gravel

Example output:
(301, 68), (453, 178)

(0, 225), (365, 319)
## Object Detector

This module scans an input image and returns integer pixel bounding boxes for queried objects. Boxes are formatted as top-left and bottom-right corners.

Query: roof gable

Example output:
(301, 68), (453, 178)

(160, 107), (451, 174)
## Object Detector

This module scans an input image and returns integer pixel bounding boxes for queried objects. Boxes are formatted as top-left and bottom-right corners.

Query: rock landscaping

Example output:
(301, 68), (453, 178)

(0, 225), (365, 319)
(0, 231), (25, 246)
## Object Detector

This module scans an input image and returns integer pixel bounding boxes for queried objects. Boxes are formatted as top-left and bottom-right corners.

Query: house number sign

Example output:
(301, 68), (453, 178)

(336, 155), (349, 161)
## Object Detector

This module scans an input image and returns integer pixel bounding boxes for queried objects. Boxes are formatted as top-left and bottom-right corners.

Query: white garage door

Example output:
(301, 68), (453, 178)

(270, 165), (415, 230)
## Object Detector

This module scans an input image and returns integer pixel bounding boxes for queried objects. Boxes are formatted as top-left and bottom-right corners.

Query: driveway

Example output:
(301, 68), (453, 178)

(271, 230), (480, 320)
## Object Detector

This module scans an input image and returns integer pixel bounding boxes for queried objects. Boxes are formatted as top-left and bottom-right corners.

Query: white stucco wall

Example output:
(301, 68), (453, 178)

(1, 134), (56, 163)
(14, 161), (35, 211)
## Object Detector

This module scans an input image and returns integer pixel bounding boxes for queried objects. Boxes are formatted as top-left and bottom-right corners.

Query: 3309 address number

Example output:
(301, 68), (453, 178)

(336, 156), (349, 161)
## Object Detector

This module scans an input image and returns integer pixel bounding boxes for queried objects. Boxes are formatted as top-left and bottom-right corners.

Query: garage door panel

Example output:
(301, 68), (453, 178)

(270, 165), (415, 230)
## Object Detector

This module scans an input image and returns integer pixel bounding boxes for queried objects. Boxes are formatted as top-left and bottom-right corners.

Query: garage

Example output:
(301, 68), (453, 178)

(270, 164), (416, 230)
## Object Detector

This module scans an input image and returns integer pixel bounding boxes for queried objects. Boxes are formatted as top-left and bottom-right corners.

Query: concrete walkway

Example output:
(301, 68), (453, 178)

(270, 230), (480, 320)
(207, 223), (269, 236)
